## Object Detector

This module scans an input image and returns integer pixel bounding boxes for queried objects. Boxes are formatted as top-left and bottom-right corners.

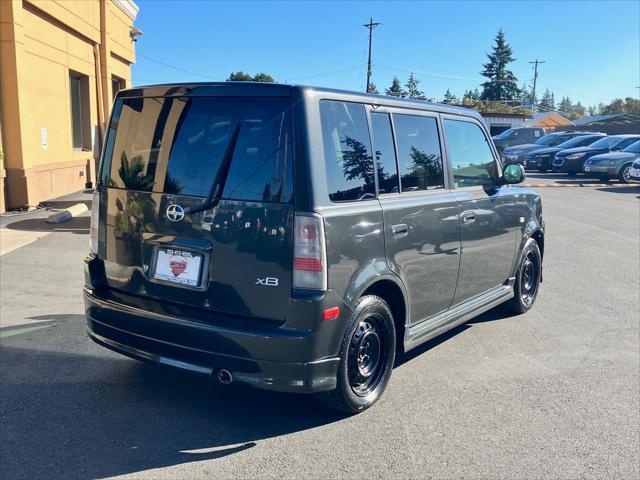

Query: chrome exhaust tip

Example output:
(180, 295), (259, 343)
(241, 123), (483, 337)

(217, 369), (233, 385)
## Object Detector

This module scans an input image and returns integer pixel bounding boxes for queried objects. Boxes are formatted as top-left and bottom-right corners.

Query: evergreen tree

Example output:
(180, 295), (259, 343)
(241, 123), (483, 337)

(538, 88), (555, 111)
(385, 77), (406, 97)
(558, 96), (573, 114)
(480, 30), (520, 101)
(518, 82), (531, 106)
(442, 89), (458, 104)
(572, 101), (586, 116)
(405, 73), (425, 100)
(588, 105), (597, 116)
(367, 82), (379, 94)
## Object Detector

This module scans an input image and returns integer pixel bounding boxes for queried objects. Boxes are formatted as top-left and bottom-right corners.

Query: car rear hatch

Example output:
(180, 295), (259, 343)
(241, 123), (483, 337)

(96, 87), (294, 323)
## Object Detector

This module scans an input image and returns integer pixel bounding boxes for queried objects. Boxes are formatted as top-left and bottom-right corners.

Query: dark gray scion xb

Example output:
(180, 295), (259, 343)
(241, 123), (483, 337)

(85, 82), (544, 414)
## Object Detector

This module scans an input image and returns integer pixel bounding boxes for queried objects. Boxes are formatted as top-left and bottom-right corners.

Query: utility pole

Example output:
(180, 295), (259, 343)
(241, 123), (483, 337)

(529, 59), (545, 110)
(363, 18), (381, 93)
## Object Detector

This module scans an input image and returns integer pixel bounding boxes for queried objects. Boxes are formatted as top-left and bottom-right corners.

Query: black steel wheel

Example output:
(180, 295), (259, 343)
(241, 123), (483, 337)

(506, 238), (542, 314)
(315, 295), (396, 414)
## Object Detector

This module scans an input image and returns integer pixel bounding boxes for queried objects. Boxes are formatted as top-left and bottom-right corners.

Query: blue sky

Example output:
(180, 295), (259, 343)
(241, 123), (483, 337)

(132, 0), (639, 107)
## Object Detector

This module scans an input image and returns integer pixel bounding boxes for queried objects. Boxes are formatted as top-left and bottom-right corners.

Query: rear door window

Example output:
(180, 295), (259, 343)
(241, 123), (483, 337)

(102, 96), (293, 203)
(320, 100), (375, 202)
(370, 112), (399, 194)
(443, 119), (499, 188)
(393, 114), (444, 191)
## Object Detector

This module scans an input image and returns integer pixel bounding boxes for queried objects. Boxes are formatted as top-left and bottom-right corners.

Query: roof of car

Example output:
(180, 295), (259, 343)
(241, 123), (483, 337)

(115, 81), (480, 119)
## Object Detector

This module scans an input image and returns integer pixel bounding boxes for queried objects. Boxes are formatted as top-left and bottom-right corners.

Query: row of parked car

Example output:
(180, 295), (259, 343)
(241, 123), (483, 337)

(493, 127), (640, 183)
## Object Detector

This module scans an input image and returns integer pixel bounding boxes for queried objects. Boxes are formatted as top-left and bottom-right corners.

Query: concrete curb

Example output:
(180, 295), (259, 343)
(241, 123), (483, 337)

(46, 203), (89, 224)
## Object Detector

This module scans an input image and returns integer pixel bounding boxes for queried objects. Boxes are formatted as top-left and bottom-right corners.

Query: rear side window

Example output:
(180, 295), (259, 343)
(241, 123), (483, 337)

(320, 101), (375, 202)
(102, 96), (293, 203)
(370, 112), (399, 194)
(618, 137), (640, 150)
(393, 114), (444, 191)
(443, 119), (498, 188)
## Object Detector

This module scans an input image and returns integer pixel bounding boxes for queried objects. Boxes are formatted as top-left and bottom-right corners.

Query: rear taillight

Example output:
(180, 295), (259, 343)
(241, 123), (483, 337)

(293, 214), (326, 290)
(89, 190), (99, 255)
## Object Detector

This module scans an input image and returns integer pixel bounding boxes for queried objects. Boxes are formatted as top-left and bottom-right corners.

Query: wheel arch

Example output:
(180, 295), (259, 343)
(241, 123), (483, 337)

(358, 276), (408, 354)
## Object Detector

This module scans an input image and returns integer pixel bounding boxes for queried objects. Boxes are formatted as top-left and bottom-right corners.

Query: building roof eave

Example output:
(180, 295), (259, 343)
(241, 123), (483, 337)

(112, 0), (139, 21)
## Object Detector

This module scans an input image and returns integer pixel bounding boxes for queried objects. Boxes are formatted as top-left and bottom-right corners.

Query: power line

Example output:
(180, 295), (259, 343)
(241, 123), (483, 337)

(363, 18), (381, 93)
(136, 53), (220, 80)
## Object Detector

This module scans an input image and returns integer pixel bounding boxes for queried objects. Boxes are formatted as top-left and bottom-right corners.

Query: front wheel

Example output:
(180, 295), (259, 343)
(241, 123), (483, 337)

(315, 295), (396, 414)
(619, 163), (632, 183)
(505, 238), (542, 314)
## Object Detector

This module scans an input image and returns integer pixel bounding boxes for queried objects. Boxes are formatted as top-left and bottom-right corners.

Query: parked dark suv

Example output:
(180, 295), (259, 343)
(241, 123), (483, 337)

(492, 127), (545, 154)
(85, 83), (545, 413)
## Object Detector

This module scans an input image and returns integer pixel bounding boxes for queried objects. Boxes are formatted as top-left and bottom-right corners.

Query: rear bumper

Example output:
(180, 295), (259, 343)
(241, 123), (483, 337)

(84, 288), (340, 393)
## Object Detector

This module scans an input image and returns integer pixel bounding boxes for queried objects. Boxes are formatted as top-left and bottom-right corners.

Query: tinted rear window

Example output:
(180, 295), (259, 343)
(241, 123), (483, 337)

(393, 114), (444, 191)
(320, 100), (375, 202)
(101, 96), (293, 203)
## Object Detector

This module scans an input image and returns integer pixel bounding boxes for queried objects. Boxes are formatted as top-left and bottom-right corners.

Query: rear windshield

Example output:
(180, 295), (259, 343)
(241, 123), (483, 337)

(590, 137), (620, 149)
(556, 135), (601, 148)
(101, 96), (293, 203)
(535, 134), (573, 146)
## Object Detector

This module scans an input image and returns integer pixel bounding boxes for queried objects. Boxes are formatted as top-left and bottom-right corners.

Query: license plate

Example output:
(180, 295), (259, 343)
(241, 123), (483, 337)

(153, 247), (204, 287)
(584, 166), (591, 172)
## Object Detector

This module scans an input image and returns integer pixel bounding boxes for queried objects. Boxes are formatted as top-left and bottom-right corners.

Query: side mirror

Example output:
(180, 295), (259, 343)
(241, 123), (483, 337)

(502, 164), (526, 185)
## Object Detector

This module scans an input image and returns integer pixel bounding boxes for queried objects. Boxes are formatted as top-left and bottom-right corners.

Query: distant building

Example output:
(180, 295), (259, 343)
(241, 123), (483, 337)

(570, 113), (640, 135)
(480, 112), (533, 136)
(0, 0), (140, 212)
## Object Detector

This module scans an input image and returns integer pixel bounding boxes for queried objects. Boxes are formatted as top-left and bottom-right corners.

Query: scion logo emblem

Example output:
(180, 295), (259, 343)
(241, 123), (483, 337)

(166, 204), (185, 222)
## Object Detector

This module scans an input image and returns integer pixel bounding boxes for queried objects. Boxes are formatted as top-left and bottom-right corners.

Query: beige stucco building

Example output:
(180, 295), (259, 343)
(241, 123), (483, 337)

(0, 0), (140, 212)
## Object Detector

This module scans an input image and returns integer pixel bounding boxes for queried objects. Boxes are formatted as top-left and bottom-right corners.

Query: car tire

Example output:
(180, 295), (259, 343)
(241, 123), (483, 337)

(315, 295), (396, 414)
(619, 163), (632, 183)
(505, 238), (542, 315)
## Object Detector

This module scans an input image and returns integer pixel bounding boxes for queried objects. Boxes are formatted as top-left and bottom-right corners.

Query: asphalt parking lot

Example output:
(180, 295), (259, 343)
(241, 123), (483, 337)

(1, 178), (638, 480)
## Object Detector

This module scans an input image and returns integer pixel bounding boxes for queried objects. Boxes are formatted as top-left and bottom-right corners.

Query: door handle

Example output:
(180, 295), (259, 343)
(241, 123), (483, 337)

(462, 212), (476, 224)
(391, 224), (409, 237)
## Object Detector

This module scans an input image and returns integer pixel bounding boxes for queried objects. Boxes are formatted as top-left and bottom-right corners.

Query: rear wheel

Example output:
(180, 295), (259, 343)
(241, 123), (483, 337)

(505, 238), (542, 315)
(315, 295), (396, 414)
(619, 163), (632, 183)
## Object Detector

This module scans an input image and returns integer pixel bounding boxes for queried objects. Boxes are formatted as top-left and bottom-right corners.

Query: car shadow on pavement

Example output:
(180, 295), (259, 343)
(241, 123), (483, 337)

(596, 186), (640, 194)
(3, 216), (90, 234)
(0, 314), (346, 479)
